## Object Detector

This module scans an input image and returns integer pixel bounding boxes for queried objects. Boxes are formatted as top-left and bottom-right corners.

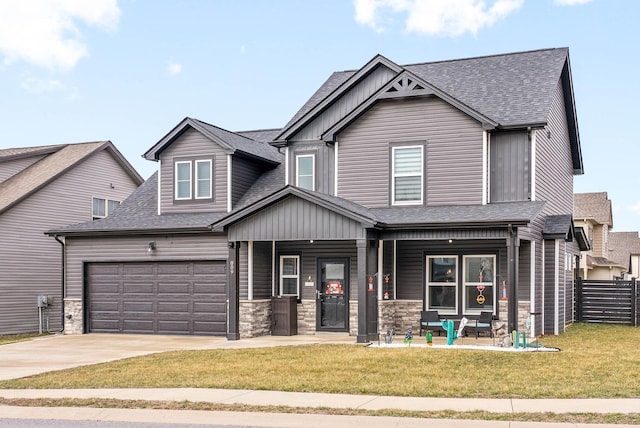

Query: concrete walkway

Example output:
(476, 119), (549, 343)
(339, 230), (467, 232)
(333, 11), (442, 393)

(0, 333), (638, 427)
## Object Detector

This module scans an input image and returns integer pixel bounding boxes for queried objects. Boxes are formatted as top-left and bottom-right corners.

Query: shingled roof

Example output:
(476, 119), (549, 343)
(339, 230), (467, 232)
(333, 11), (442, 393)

(144, 117), (282, 164)
(279, 48), (572, 136)
(574, 192), (613, 226)
(608, 232), (640, 272)
(0, 141), (143, 215)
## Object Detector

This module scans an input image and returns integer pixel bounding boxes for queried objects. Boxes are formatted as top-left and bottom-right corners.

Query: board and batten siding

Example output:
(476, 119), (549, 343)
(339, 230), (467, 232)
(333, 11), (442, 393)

(228, 196), (367, 241)
(159, 128), (227, 214)
(292, 65), (397, 141)
(337, 97), (484, 208)
(0, 150), (140, 334)
(64, 234), (229, 300)
(0, 154), (47, 182)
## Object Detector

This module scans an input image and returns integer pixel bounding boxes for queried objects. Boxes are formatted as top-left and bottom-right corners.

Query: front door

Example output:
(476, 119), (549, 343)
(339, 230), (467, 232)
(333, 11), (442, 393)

(317, 258), (349, 331)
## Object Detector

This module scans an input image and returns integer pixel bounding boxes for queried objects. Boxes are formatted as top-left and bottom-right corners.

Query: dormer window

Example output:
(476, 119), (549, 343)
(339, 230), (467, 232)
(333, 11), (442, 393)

(296, 154), (315, 191)
(392, 145), (423, 205)
(174, 158), (213, 201)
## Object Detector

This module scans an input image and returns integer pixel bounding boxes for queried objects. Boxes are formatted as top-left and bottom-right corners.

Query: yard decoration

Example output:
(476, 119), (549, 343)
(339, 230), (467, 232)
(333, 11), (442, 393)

(426, 330), (433, 346)
(403, 326), (413, 346)
(442, 320), (457, 345)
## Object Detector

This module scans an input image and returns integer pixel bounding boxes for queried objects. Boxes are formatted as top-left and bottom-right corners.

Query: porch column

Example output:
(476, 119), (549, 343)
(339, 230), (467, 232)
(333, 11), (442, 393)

(357, 239), (368, 343)
(366, 240), (379, 342)
(507, 226), (519, 333)
(227, 241), (240, 340)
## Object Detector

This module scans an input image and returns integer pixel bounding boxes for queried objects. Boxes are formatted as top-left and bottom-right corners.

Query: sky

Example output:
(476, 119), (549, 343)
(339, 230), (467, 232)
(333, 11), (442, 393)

(1, 0), (638, 232)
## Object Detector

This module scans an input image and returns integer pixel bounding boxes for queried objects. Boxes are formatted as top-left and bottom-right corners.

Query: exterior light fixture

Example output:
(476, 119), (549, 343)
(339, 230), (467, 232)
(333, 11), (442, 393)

(147, 241), (156, 252)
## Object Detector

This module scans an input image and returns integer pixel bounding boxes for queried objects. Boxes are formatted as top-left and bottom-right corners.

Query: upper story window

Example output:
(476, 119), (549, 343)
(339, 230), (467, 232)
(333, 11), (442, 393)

(92, 197), (120, 220)
(392, 145), (423, 205)
(174, 159), (213, 201)
(296, 154), (315, 191)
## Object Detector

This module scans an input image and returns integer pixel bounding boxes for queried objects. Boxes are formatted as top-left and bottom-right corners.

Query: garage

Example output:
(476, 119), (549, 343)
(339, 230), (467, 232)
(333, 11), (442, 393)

(86, 261), (227, 336)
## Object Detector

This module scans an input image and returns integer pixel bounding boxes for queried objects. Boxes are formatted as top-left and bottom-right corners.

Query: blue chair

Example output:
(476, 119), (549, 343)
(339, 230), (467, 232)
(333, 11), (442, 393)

(419, 310), (444, 336)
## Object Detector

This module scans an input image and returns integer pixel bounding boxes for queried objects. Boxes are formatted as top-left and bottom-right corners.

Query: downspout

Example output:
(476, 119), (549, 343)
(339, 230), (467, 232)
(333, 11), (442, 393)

(53, 235), (65, 333)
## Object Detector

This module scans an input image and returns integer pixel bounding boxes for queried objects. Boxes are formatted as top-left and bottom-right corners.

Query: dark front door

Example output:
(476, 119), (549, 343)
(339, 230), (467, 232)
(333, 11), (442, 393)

(317, 258), (349, 331)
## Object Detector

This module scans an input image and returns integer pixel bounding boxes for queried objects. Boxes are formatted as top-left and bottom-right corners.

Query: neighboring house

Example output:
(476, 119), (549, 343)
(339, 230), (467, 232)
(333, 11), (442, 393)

(49, 48), (585, 340)
(0, 142), (143, 335)
(608, 232), (640, 280)
(573, 192), (626, 279)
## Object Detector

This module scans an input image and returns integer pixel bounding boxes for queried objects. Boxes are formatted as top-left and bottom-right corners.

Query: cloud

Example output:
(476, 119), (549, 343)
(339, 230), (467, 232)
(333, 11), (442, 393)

(354, 0), (525, 36)
(554, 0), (592, 5)
(20, 75), (65, 94)
(0, 0), (120, 72)
(167, 61), (183, 75)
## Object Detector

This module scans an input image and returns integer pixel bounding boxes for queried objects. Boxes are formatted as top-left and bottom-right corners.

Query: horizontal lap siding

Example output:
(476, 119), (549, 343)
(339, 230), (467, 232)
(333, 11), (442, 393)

(232, 157), (268, 209)
(65, 234), (229, 299)
(252, 242), (273, 299)
(160, 128), (227, 214)
(0, 150), (140, 334)
(288, 142), (334, 195)
(338, 98), (483, 208)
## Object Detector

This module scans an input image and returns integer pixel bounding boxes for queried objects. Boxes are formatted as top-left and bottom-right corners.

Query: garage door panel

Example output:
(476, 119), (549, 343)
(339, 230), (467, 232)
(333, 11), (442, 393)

(88, 261), (227, 336)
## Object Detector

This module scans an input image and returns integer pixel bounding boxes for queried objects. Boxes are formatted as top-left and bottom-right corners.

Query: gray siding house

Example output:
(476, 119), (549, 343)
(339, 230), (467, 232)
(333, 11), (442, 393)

(0, 142), (143, 335)
(49, 48), (585, 340)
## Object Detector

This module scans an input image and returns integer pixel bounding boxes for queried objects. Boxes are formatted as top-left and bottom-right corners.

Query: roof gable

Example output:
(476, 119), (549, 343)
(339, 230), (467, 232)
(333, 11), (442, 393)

(0, 141), (143, 215)
(144, 117), (282, 164)
(574, 192), (613, 226)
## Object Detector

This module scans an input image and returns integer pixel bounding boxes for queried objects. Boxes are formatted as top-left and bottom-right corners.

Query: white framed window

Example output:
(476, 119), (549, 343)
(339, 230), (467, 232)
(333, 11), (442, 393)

(426, 256), (457, 315)
(392, 145), (423, 205)
(92, 197), (120, 220)
(174, 159), (213, 201)
(462, 255), (495, 314)
(279, 255), (300, 297)
(195, 159), (212, 199)
(175, 161), (192, 200)
(296, 154), (315, 191)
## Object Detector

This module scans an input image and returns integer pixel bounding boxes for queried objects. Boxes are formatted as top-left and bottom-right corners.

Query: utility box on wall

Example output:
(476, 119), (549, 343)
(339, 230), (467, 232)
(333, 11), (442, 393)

(271, 295), (298, 336)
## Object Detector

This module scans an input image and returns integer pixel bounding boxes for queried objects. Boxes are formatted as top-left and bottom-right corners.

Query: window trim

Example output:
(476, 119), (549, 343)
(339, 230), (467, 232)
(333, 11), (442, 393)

(92, 197), (120, 220)
(173, 158), (214, 202)
(462, 255), (496, 315)
(174, 160), (193, 200)
(195, 159), (213, 199)
(391, 145), (424, 206)
(279, 255), (301, 297)
(295, 153), (315, 191)
(425, 255), (458, 315)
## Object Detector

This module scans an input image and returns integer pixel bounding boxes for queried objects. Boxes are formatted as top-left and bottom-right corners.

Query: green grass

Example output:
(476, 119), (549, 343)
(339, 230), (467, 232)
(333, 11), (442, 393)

(0, 333), (47, 345)
(1, 323), (639, 399)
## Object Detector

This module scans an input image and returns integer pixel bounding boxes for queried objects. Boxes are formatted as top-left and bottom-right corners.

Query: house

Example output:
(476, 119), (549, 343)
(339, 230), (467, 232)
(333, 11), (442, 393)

(573, 192), (626, 279)
(608, 232), (640, 280)
(48, 48), (584, 340)
(0, 142), (143, 335)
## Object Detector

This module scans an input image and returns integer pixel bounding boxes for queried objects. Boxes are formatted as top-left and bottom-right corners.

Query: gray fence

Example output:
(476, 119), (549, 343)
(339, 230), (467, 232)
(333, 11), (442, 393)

(575, 278), (638, 326)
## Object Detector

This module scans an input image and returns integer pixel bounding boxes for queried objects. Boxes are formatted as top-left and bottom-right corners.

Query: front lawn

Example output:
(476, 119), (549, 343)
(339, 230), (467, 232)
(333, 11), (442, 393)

(1, 323), (639, 399)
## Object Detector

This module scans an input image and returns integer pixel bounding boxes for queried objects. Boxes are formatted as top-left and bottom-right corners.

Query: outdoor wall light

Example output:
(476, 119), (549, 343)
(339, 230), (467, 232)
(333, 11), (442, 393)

(147, 241), (156, 252)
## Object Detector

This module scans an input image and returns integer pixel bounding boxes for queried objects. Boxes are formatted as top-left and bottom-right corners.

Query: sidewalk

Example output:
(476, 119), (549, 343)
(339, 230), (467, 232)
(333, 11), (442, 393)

(1, 388), (639, 428)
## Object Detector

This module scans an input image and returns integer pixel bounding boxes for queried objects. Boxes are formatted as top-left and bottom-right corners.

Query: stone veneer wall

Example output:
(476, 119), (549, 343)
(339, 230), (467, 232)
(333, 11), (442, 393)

(297, 300), (316, 335)
(64, 298), (83, 335)
(349, 300), (358, 336)
(377, 300), (422, 337)
(498, 300), (534, 332)
(239, 299), (271, 338)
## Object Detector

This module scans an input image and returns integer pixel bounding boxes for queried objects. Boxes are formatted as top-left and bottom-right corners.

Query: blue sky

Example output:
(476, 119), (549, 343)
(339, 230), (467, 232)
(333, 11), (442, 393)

(1, 0), (638, 232)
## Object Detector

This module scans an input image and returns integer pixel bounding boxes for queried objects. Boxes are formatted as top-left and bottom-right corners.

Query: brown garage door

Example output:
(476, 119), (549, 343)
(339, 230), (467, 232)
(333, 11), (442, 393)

(87, 261), (227, 336)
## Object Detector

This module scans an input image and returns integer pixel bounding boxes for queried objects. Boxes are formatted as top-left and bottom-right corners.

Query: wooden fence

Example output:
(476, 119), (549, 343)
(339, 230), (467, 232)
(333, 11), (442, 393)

(575, 278), (638, 326)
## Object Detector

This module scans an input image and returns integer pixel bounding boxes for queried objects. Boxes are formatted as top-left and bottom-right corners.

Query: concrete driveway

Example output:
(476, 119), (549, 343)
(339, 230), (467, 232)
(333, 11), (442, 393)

(0, 333), (355, 381)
